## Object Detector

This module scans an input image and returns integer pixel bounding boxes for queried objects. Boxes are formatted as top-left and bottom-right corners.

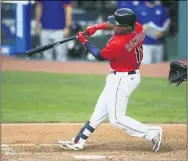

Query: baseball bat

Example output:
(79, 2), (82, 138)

(25, 36), (77, 57)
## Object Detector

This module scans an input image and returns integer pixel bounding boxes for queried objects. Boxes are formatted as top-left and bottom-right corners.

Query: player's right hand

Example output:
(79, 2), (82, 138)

(84, 25), (98, 37)
(77, 32), (88, 44)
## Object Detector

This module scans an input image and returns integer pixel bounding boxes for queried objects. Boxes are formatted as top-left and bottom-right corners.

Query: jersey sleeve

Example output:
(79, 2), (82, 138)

(101, 40), (123, 61)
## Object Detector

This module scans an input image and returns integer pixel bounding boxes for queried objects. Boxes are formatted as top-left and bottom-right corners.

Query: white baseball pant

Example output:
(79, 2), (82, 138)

(40, 29), (68, 61)
(87, 69), (160, 141)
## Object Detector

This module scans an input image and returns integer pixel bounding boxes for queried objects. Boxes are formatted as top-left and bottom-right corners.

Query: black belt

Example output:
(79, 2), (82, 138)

(110, 70), (136, 75)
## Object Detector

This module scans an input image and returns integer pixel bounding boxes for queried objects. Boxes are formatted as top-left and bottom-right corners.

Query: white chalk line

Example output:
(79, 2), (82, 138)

(2, 144), (15, 156)
(3, 152), (61, 155)
(3, 152), (114, 161)
(2, 143), (114, 160)
(2, 143), (58, 147)
(2, 143), (94, 147)
(1, 143), (60, 156)
(3, 150), (114, 160)
(1, 143), (94, 156)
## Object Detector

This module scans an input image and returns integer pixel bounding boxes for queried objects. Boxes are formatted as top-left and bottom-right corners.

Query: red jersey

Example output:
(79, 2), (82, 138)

(101, 22), (145, 72)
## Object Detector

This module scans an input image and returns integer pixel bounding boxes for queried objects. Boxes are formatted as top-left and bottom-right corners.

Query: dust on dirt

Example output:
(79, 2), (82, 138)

(1, 56), (187, 161)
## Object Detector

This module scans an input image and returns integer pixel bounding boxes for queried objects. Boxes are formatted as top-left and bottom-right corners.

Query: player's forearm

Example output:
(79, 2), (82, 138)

(84, 21), (113, 37)
(64, 5), (72, 28)
(35, 3), (42, 24)
(85, 42), (105, 61)
(105, 21), (113, 30)
(96, 21), (113, 31)
(77, 32), (105, 61)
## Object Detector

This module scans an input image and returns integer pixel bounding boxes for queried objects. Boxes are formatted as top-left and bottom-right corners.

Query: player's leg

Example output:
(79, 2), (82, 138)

(58, 76), (109, 150)
(73, 89), (108, 144)
(51, 29), (68, 61)
(40, 29), (54, 60)
(153, 44), (164, 63)
(142, 45), (153, 64)
(107, 71), (162, 152)
(58, 92), (108, 150)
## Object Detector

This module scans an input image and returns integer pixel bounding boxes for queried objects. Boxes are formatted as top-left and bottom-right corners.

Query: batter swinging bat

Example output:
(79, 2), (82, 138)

(25, 36), (77, 57)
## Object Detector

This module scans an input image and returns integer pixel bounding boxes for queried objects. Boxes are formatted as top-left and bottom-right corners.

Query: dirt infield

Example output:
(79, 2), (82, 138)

(1, 55), (171, 77)
(1, 56), (187, 161)
(1, 123), (186, 161)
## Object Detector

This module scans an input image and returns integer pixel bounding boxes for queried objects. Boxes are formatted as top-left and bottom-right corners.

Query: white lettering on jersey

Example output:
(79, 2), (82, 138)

(125, 31), (145, 52)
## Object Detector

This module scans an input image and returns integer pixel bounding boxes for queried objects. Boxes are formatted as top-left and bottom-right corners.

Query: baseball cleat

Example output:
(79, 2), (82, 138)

(152, 127), (163, 153)
(64, 141), (84, 151)
(58, 138), (84, 151)
(58, 140), (73, 149)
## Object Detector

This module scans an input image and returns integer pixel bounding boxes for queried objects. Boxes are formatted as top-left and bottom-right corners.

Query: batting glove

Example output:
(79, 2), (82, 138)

(77, 32), (88, 44)
(84, 22), (107, 36)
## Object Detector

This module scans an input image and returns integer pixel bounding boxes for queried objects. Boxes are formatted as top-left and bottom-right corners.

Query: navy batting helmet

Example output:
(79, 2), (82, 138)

(108, 8), (136, 28)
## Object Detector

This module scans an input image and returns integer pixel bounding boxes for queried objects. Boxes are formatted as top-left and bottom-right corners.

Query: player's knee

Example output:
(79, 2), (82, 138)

(110, 120), (124, 130)
(109, 118), (117, 126)
(109, 118), (122, 129)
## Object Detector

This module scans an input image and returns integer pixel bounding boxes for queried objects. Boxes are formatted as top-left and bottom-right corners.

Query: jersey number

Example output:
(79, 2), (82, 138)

(135, 45), (143, 63)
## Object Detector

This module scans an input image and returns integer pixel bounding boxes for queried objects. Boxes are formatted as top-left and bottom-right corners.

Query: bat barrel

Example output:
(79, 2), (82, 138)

(25, 36), (77, 57)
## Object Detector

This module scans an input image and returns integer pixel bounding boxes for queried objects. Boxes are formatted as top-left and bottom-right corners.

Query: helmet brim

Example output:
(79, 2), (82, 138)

(108, 15), (119, 25)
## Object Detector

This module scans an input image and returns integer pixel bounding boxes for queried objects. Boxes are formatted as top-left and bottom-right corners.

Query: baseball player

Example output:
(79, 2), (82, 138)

(58, 8), (163, 152)
(35, 0), (72, 61)
(135, 0), (170, 64)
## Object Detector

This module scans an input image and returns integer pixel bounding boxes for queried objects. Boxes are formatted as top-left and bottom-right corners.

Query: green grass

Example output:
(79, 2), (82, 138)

(2, 71), (186, 123)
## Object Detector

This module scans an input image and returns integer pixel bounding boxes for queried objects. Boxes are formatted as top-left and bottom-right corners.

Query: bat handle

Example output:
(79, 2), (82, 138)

(84, 32), (89, 36)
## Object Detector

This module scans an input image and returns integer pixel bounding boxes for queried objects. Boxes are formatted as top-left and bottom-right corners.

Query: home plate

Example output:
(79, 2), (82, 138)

(74, 155), (113, 160)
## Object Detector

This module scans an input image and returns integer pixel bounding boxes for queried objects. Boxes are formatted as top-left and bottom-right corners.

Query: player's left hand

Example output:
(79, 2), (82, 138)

(63, 27), (70, 37)
(143, 24), (149, 31)
(76, 32), (88, 44)
(154, 31), (163, 39)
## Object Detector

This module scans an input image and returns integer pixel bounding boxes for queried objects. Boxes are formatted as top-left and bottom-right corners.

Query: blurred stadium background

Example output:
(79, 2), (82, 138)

(1, 0), (186, 61)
